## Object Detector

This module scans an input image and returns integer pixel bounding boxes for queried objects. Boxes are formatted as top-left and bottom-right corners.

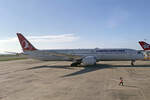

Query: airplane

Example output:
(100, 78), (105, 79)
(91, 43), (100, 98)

(17, 33), (144, 66)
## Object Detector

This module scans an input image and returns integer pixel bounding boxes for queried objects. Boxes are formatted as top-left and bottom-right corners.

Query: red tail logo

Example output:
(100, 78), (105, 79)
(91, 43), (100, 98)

(17, 33), (37, 51)
(139, 41), (150, 50)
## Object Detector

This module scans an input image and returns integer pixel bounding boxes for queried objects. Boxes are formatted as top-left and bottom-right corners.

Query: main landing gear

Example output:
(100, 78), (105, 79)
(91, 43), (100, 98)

(131, 60), (135, 66)
(71, 59), (82, 67)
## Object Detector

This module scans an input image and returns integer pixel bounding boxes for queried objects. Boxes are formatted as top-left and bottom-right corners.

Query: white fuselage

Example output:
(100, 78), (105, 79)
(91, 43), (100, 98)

(24, 48), (144, 61)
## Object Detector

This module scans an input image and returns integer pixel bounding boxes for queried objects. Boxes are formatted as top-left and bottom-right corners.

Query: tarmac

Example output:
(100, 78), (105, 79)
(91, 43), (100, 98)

(0, 59), (150, 100)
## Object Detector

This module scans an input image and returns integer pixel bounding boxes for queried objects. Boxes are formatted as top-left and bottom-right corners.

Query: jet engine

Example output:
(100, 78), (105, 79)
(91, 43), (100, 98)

(81, 56), (96, 66)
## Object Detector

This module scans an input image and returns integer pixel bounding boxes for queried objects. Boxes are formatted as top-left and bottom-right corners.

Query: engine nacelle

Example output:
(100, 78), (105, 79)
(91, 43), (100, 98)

(82, 56), (96, 66)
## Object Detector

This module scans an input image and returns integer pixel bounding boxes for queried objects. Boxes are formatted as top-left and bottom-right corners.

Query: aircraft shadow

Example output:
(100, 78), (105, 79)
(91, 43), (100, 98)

(26, 65), (74, 70)
(62, 64), (150, 77)
(26, 64), (150, 77)
(62, 65), (112, 77)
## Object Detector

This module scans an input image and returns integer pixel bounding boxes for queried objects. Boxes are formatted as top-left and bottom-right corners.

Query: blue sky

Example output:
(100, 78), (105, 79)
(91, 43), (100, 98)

(0, 0), (150, 53)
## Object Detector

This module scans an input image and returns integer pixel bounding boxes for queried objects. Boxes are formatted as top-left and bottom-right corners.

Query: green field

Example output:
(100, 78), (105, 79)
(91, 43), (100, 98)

(0, 55), (28, 61)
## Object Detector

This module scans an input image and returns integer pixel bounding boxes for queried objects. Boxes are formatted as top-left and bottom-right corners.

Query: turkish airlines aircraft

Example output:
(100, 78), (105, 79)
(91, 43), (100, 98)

(17, 33), (144, 66)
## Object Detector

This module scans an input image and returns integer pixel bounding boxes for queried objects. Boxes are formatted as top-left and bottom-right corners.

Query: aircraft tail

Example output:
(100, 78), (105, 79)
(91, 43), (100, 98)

(17, 33), (37, 51)
(139, 41), (150, 50)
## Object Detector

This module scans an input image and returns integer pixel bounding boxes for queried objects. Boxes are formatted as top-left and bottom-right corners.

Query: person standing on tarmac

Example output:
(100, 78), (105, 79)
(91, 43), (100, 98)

(119, 77), (124, 86)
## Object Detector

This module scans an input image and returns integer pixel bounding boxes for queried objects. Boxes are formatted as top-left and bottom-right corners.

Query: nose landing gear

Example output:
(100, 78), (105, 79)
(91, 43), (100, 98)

(131, 60), (135, 66)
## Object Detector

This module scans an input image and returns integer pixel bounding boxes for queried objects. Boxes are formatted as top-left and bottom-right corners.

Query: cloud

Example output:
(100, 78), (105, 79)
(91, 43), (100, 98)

(28, 34), (79, 43)
(0, 34), (79, 43)
(0, 34), (79, 53)
(0, 37), (17, 43)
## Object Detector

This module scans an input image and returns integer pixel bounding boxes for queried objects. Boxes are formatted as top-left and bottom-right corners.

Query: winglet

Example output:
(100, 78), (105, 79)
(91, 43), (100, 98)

(17, 33), (37, 51)
(139, 41), (150, 50)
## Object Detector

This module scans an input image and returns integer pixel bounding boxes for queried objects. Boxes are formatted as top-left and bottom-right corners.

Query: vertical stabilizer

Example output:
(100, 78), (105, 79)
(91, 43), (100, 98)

(139, 41), (150, 50)
(17, 33), (37, 51)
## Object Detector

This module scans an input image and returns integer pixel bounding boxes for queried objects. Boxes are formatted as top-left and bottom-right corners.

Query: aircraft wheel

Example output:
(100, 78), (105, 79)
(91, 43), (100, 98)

(71, 62), (81, 67)
(131, 60), (135, 66)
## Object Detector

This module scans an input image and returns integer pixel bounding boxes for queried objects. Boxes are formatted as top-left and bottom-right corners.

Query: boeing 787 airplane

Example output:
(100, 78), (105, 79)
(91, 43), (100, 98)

(17, 33), (144, 66)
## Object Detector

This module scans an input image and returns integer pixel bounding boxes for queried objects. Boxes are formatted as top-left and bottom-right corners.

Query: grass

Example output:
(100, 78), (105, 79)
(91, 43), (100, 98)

(0, 55), (28, 61)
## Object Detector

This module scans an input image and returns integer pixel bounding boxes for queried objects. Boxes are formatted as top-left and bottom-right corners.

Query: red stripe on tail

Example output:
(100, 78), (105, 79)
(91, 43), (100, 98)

(17, 33), (37, 51)
(139, 41), (150, 50)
